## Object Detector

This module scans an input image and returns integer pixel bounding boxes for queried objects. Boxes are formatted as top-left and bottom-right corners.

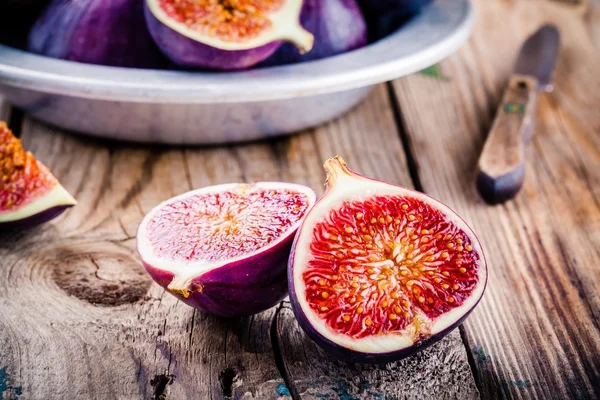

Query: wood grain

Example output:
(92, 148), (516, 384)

(390, 0), (600, 398)
(0, 85), (477, 399)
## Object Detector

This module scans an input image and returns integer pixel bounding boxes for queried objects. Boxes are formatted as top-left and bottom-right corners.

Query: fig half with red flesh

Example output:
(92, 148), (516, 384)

(144, 0), (314, 70)
(289, 156), (487, 363)
(137, 182), (316, 317)
(0, 122), (76, 229)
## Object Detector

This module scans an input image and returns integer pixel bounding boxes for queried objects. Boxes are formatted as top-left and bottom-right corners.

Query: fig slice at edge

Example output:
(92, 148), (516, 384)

(289, 156), (487, 363)
(0, 122), (76, 229)
(137, 182), (316, 317)
(144, 0), (314, 70)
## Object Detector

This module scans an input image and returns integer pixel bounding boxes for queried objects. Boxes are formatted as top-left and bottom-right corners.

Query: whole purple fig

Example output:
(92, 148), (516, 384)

(144, 0), (314, 70)
(261, 0), (367, 66)
(28, 0), (165, 68)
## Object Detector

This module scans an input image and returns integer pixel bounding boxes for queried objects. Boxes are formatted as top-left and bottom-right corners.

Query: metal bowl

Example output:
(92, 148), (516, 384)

(0, 0), (472, 144)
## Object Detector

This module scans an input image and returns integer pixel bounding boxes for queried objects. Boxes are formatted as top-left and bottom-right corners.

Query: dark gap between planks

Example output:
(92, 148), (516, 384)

(7, 107), (23, 138)
(385, 82), (424, 192)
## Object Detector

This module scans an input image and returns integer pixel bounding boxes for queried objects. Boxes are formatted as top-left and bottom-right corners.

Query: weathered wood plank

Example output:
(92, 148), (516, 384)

(0, 120), (286, 400)
(0, 84), (478, 399)
(390, 0), (600, 398)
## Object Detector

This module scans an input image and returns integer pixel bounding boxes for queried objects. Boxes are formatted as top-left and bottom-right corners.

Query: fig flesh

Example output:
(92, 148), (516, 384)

(28, 0), (165, 68)
(289, 156), (486, 363)
(137, 182), (316, 317)
(144, 0), (314, 70)
(0, 122), (76, 229)
(261, 0), (367, 66)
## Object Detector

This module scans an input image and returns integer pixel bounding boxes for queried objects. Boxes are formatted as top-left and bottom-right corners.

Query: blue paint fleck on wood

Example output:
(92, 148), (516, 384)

(505, 379), (534, 388)
(472, 346), (491, 363)
(332, 380), (359, 400)
(0, 367), (22, 399)
(276, 383), (291, 397)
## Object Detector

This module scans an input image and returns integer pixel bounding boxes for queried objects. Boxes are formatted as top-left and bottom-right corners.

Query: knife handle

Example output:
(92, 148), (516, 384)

(476, 74), (539, 204)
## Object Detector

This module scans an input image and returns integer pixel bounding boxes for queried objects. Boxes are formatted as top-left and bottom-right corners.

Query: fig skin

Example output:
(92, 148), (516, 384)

(261, 0), (367, 66)
(141, 234), (293, 318)
(28, 0), (166, 68)
(0, 205), (72, 230)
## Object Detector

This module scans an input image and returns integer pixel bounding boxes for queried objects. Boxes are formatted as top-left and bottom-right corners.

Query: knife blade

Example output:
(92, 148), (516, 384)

(476, 25), (560, 204)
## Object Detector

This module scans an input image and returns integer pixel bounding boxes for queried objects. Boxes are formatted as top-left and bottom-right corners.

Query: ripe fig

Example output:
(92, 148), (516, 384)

(0, 122), (76, 229)
(289, 156), (487, 363)
(144, 0), (314, 70)
(28, 0), (165, 68)
(137, 182), (316, 317)
(261, 0), (367, 66)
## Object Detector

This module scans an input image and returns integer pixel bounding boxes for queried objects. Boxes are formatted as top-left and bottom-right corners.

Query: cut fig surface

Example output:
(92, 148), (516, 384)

(137, 182), (316, 317)
(289, 156), (486, 362)
(0, 122), (76, 229)
(159, 0), (284, 42)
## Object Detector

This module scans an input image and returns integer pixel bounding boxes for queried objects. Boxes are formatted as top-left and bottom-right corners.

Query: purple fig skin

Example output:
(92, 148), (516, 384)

(28, 0), (166, 68)
(140, 231), (294, 318)
(0, 205), (72, 230)
(288, 231), (487, 363)
(261, 0), (367, 66)
(144, 4), (282, 70)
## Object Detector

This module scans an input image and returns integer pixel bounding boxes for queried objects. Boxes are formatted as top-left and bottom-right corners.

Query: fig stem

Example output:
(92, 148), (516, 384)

(324, 155), (353, 186)
(167, 275), (201, 298)
(282, 24), (314, 53)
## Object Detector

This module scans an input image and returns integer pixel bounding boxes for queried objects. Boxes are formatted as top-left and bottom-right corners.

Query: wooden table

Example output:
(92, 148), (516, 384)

(1, 0), (599, 399)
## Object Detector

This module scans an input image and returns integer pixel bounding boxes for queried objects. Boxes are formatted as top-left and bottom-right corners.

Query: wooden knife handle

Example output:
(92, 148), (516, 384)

(476, 74), (539, 204)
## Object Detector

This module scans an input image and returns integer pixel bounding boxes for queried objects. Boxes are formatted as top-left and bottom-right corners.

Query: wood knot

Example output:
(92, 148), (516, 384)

(49, 241), (151, 306)
(219, 367), (240, 399)
(150, 373), (175, 400)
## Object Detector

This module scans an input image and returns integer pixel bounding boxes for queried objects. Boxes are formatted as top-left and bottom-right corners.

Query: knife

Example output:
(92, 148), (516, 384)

(476, 25), (560, 204)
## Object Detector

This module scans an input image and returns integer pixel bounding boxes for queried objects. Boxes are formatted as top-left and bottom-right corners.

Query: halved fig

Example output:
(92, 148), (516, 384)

(289, 156), (486, 363)
(0, 122), (76, 229)
(144, 0), (314, 70)
(137, 182), (316, 317)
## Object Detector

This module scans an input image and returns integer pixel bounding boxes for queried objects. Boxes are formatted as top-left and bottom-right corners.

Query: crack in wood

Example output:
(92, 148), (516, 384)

(270, 301), (299, 400)
(459, 325), (483, 396)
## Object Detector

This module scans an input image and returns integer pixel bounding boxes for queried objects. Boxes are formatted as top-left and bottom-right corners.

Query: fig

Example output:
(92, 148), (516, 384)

(28, 0), (165, 68)
(137, 182), (316, 317)
(261, 0), (367, 66)
(289, 156), (487, 363)
(357, 0), (433, 41)
(144, 0), (314, 70)
(0, 122), (76, 229)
